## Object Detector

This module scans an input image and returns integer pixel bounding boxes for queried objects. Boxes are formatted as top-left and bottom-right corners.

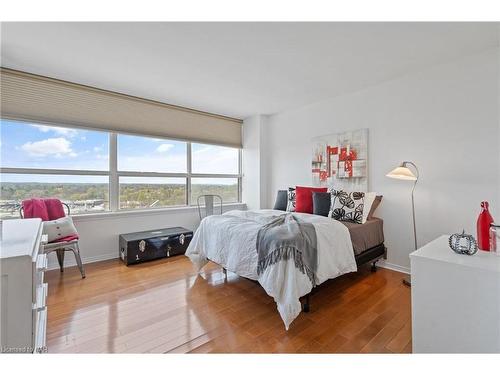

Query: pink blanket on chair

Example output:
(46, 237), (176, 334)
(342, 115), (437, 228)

(44, 198), (66, 220)
(22, 198), (50, 221)
(23, 198), (66, 220)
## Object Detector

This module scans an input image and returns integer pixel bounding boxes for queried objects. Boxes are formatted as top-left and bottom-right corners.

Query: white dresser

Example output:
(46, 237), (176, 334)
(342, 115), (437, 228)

(0, 219), (48, 353)
(410, 235), (500, 353)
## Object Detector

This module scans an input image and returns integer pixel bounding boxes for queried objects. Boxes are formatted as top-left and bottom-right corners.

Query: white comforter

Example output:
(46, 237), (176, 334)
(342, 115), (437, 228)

(185, 209), (357, 329)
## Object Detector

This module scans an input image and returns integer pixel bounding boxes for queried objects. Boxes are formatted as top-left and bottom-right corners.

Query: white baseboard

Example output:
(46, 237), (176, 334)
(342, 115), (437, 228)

(47, 251), (411, 276)
(47, 251), (117, 271)
(377, 259), (410, 275)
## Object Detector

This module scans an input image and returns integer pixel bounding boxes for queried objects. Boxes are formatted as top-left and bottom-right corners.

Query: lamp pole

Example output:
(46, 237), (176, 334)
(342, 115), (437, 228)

(402, 161), (419, 287)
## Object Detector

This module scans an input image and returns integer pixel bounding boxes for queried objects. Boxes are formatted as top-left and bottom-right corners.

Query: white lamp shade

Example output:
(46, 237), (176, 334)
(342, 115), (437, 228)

(386, 166), (417, 181)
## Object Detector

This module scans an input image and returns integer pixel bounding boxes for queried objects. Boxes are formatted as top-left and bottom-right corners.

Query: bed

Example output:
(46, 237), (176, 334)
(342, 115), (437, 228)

(185, 209), (385, 329)
(342, 217), (386, 271)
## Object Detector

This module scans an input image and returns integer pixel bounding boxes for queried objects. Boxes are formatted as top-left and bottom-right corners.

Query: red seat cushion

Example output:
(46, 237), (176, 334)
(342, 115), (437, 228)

(51, 234), (79, 243)
(295, 186), (328, 214)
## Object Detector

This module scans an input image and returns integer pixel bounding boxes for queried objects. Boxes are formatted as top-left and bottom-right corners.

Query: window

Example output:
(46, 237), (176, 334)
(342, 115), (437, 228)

(0, 120), (110, 218)
(0, 119), (241, 218)
(190, 143), (240, 205)
(119, 177), (186, 209)
(191, 143), (239, 174)
(1, 119), (109, 170)
(191, 177), (239, 204)
(117, 134), (187, 173)
(1, 174), (109, 219)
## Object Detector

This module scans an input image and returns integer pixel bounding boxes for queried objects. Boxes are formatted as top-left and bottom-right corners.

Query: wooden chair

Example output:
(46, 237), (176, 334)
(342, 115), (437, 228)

(20, 203), (86, 278)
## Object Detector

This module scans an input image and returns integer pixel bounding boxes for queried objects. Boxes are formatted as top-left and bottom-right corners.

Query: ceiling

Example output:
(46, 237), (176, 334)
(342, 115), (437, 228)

(1, 22), (498, 119)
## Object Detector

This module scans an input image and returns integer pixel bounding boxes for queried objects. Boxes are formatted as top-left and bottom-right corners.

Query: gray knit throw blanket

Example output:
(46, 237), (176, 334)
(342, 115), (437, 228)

(256, 214), (318, 286)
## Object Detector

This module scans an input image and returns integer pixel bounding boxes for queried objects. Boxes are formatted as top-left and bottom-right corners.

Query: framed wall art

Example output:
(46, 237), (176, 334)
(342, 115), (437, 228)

(311, 128), (368, 191)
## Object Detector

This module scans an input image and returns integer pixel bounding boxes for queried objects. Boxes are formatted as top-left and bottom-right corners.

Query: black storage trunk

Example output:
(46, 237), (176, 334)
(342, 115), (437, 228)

(119, 227), (193, 265)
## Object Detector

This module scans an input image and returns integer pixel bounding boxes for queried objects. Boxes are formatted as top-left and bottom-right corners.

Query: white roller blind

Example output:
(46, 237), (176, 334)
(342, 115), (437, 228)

(0, 68), (242, 148)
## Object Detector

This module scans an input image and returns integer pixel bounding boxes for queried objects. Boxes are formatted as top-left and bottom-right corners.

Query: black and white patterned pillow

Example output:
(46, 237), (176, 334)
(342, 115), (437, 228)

(329, 189), (365, 224)
(286, 187), (296, 212)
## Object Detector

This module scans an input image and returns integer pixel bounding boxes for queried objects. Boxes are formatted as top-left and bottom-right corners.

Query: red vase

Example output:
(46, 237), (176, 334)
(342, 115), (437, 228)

(477, 201), (494, 251)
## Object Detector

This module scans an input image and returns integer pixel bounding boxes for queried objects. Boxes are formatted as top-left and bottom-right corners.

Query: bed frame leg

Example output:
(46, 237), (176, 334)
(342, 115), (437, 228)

(303, 294), (310, 313)
(371, 260), (378, 272)
(222, 267), (227, 281)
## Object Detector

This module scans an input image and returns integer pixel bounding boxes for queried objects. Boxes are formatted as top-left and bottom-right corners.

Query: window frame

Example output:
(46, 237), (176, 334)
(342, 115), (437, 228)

(1, 120), (242, 216)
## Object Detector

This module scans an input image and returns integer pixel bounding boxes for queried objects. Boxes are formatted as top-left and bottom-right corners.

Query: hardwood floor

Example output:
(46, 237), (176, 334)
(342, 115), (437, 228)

(45, 256), (412, 353)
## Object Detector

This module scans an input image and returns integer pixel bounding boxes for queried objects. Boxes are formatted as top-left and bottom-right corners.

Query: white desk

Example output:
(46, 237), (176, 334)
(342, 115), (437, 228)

(410, 235), (500, 353)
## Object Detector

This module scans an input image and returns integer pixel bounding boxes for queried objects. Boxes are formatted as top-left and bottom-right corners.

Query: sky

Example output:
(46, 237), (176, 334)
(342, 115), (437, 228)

(0, 119), (239, 184)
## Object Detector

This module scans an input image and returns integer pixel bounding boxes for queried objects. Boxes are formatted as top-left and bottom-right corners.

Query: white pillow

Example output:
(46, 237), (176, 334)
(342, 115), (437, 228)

(362, 192), (377, 224)
(43, 216), (78, 243)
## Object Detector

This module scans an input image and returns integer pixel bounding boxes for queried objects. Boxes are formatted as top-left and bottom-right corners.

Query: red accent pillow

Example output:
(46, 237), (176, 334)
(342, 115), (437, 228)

(295, 186), (328, 214)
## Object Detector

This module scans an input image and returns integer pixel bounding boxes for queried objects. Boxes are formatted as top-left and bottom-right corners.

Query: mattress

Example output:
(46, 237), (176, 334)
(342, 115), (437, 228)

(341, 217), (384, 255)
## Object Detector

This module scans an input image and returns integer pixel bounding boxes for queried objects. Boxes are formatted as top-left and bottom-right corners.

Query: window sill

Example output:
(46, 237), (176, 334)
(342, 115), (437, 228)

(70, 202), (247, 222)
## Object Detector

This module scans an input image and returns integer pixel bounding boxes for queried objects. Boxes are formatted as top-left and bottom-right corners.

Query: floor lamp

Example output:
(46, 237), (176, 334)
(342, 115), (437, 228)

(386, 161), (419, 287)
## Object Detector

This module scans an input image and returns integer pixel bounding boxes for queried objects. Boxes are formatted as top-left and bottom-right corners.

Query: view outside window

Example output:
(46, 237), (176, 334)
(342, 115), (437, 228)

(1, 120), (241, 217)
(119, 177), (186, 209)
(0, 120), (110, 218)
(191, 177), (238, 204)
(1, 120), (109, 170)
(117, 134), (187, 173)
(191, 143), (239, 175)
(0, 174), (109, 218)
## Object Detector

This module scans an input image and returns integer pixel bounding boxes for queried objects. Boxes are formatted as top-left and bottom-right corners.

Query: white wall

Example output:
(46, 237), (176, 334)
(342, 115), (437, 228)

(494, 25), (500, 223)
(242, 115), (269, 209)
(47, 203), (245, 270)
(242, 115), (261, 209)
(261, 49), (500, 271)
